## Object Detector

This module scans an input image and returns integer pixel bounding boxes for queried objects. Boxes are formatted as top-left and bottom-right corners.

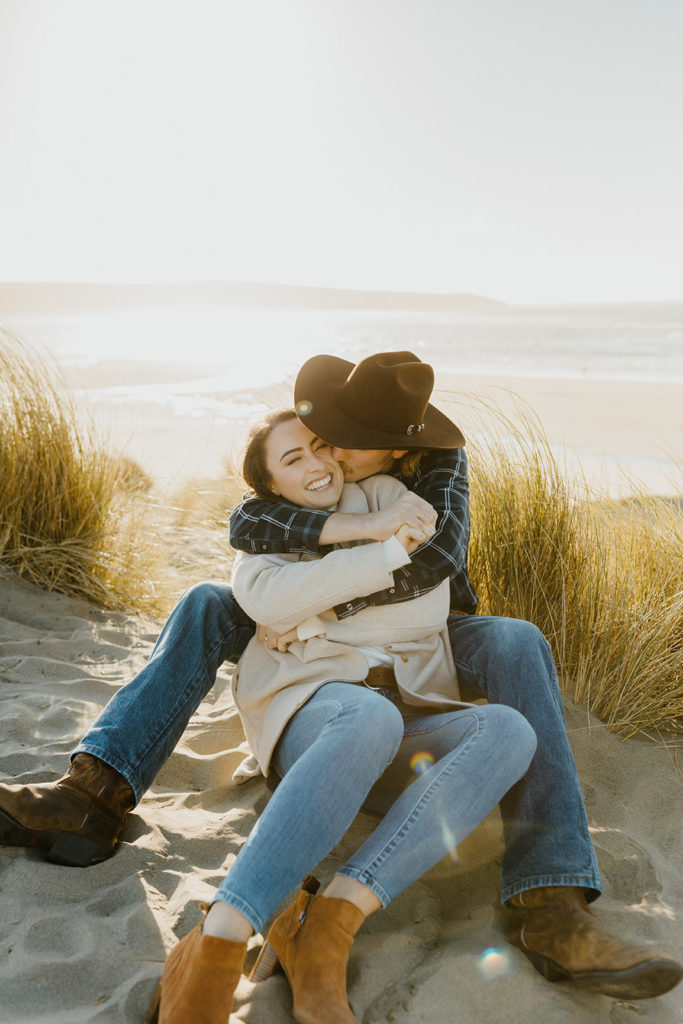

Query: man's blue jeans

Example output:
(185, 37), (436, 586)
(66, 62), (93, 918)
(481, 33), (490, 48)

(74, 581), (602, 905)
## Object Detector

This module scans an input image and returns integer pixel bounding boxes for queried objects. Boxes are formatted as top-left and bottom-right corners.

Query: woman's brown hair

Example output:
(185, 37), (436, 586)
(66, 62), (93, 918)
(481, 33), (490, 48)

(242, 408), (298, 500)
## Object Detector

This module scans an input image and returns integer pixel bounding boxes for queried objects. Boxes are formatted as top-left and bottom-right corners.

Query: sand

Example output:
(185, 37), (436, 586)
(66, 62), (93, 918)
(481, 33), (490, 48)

(0, 564), (681, 1023)
(436, 374), (683, 497)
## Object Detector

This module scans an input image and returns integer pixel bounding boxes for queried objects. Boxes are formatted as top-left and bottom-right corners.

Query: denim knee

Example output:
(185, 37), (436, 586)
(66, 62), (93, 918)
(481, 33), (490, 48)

(172, 581), (254, 654)
(481, 617), (549, 658)
(480, 704), (537, 775)
(364, 693), (405, 766)
(178, 580), (234, 616)
(339, 689), (405, 769)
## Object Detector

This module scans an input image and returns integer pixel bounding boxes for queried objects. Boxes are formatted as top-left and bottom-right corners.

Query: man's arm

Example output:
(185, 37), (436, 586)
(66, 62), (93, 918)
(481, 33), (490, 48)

(229, 492), (435, 552)
(229, 499), (330, 555)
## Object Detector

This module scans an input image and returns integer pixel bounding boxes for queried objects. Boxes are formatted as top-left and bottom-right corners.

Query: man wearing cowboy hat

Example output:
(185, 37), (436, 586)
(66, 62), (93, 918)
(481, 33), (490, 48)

(229, 351), (682, 1001)
(0, 350), (680, 1001)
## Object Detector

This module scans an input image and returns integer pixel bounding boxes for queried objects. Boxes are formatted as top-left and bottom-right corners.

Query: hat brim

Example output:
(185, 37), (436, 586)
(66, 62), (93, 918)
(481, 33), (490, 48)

(294, 354), (465, 450)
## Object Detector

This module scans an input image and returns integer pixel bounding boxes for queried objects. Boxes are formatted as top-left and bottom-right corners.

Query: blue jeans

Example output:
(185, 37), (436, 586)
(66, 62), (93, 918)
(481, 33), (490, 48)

(74, 581), (602, 903)
(447, 615), (601, 904)
(215, 683), (537, 932)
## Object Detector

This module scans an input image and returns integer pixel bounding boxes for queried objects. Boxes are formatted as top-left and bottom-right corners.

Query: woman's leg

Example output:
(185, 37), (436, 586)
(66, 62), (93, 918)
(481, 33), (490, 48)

(337, 704), (537, 906)
(74, 581), (254, 801)
(213, 683), (404, 933)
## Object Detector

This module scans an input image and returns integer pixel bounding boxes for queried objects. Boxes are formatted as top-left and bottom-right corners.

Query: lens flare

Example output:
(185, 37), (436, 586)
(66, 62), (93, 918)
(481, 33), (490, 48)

(296, 399), (313, 416)
(476, 948), (511, 981)
(409, 750), (435, 775)
(440, 821), (458, 860)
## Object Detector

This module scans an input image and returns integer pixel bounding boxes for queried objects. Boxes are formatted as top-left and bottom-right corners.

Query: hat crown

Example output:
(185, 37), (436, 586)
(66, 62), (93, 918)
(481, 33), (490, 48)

(339, 352), (434, 436)
(294, 350), (465, 451)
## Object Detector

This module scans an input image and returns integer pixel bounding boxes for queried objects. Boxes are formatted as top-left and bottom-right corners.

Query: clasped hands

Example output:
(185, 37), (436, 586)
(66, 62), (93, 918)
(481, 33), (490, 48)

(258, 493), (437, 652)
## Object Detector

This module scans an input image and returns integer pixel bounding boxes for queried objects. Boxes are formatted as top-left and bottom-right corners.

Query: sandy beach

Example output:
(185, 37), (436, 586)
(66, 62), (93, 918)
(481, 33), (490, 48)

(0, 566), (681, 1023)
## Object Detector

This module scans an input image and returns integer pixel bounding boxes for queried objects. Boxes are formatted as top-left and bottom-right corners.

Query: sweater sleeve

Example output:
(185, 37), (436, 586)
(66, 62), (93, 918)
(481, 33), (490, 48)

(230, 538), (411, 631)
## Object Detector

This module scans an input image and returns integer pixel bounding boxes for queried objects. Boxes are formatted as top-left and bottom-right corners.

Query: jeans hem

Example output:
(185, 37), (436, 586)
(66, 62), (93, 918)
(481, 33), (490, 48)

(71, 743), (142, 804)
(211, 892), (264, 934)
(336, 868), (392, 909)
(501, 875), (603, 907)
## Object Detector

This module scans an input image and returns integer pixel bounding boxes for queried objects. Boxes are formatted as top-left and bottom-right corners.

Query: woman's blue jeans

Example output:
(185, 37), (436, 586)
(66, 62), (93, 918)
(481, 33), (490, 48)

(74, 581), (602, 905)
(214, 684), (537, 932)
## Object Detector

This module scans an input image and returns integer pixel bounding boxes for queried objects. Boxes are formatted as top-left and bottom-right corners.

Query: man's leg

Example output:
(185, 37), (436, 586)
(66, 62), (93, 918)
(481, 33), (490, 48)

(0, 581), (254, 864)
(448, 614), (682, 999)
(448, 614), (600, 903)
(74, 581), (254, 801)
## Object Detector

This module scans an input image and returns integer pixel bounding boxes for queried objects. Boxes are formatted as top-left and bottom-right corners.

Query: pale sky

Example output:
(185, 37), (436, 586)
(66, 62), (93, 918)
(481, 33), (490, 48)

(1, 0), (682, 303)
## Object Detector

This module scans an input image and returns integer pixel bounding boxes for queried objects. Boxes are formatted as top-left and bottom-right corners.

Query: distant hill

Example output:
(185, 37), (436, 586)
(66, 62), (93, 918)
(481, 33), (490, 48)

(0, 280), (505, 314)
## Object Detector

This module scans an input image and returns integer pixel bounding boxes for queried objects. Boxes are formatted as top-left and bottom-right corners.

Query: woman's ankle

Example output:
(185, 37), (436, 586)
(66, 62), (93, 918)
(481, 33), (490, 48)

(322, 875), (381, 917)
(203, 900), (254, 943)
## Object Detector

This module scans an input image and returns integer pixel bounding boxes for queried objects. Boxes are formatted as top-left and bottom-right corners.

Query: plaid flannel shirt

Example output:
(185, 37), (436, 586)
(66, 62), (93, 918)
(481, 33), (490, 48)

(229, 448), (479, 619)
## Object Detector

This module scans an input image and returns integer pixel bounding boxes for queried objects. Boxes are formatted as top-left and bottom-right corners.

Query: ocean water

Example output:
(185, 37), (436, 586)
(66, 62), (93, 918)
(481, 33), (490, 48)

(9, 299), (683, 402)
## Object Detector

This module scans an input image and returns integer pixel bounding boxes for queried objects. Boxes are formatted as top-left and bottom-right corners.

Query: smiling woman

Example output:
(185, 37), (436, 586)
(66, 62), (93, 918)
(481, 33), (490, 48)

(242, 410), (344, 509)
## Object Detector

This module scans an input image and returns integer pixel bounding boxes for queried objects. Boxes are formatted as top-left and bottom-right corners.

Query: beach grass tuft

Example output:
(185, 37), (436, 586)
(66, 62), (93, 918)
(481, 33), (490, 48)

(0, 328), (165, 612)
(464, 396), (682, 737)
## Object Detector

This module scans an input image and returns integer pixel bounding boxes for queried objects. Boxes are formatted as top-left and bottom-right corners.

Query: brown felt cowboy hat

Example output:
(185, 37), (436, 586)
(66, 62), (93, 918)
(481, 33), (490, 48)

(294, 351), (465, 450)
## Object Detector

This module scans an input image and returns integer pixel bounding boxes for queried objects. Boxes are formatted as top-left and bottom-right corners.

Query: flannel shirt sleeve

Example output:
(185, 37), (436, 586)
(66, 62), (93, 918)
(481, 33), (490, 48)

(229, 496), (332, 555)
(332, 448), (473, 619)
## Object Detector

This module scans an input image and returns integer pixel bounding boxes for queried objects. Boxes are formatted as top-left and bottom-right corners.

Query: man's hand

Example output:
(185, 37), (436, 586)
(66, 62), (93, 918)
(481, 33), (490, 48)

(395, 519), (436, 554)
(368, 492), (438, 541)
(257, 624), (299, 652)
(318, 493), (438, 546)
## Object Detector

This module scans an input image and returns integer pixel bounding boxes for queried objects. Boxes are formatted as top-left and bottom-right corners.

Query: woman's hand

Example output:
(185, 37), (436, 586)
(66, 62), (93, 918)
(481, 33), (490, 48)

(257, 624), (300, 652)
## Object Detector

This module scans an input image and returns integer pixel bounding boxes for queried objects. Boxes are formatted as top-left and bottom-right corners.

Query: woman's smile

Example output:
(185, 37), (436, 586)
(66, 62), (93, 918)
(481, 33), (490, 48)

(305, 473), (334, 493)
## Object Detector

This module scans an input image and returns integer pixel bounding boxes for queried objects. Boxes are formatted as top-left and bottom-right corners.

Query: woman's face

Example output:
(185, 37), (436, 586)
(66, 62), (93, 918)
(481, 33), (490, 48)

(265, 418), (344, 509)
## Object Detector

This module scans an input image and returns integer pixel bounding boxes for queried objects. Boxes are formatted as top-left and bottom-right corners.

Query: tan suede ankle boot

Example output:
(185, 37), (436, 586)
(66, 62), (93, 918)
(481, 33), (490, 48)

(146, 905), (246, 1024)
(250, 875), (365, 1024)
(508, 886), (682, 999)
(0, 753), (135, 866)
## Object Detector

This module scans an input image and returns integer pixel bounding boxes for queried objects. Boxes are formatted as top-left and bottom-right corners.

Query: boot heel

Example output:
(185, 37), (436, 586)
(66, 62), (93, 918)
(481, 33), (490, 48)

(145, 981), (162, 1023)
(47, 832), (109, 867)
(249, 941), (281, 982)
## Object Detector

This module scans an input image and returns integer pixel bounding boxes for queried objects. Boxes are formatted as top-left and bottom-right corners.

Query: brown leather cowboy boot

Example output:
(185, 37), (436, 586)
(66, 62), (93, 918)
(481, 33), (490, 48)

(146, 905), (247, 1024)
(250, 875), (365, 1024)
(507, 886), (683, 999)
(0, 753), (135, 867)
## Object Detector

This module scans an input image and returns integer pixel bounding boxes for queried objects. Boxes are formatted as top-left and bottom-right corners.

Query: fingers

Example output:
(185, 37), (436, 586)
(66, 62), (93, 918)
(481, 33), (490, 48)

(258, 626), (279, 649)
(259, 626), (297, 651)
(403, 517), (436, 541)
(401, 494), (437, 529)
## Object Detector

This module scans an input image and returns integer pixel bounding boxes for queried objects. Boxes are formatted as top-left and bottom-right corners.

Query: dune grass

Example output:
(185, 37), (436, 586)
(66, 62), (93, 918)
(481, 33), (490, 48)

(0, 329), (165, 612)
(464, 397), (682, 737)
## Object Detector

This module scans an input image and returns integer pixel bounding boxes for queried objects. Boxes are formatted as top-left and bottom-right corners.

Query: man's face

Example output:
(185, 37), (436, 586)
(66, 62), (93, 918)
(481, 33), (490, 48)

(331, 447), (408, 482)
